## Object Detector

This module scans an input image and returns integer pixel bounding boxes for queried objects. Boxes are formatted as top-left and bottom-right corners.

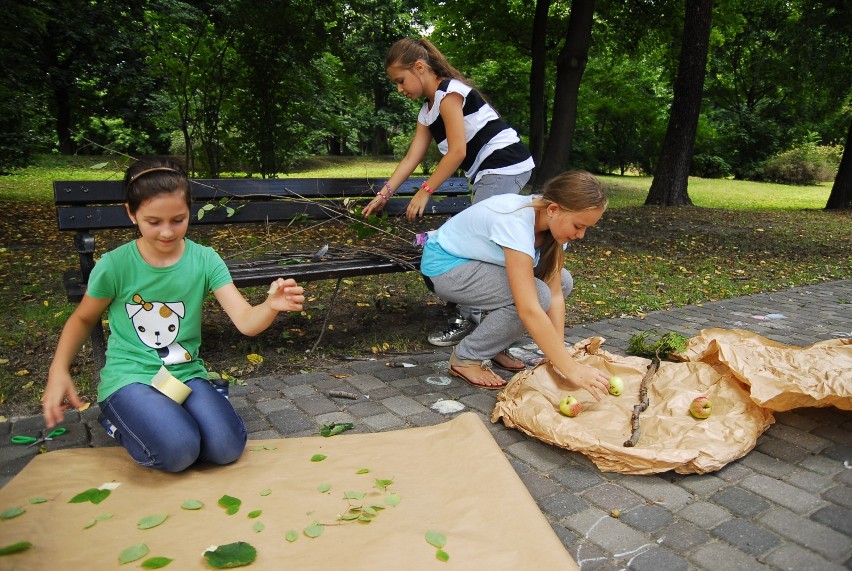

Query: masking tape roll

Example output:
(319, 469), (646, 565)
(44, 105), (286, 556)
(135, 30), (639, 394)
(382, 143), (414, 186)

(152, 368), (192, 404)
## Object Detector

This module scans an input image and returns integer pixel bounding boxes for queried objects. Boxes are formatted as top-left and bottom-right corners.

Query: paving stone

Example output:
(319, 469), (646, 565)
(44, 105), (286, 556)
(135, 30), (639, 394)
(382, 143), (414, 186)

(740, 473), (826, 514)
(689, 540), (773, 571)
(265, 408), (314, 435)
(715, 462), (753, 483)
(281, 384), (317, 398)
(551, 463), (605, 492)
(569, 541), (622, 571)
(563, 507), (653, 556)
(627, 546), (689, 571)
(505, 440), (567, 473)
(359, 413), (407, 431)
(405, 410), (448, 427)
(677, 473), (728, 497)
(711, 487), (771, 517)
(616, 474), (694, 511)
(758, 507), (852, 561)
(379, 395), (429, 417)
(812, 425), (852, 446)
(739, 450), (796, 478)
(823, 484), (852, 509)
(678, 500), (732, 528)
(811, 504), (852, 536)
(619, 503), (674, 533)
(343, 400), (387, 419)
(766, 423), (832, 452)
(762, 544), (847, 571)
(799, 455), (847, 476)
(343, 374), (388, 392)
(774, 411), (821, 432)
(784, 467), (836, 494)
(712, 518), (781, 556)
(518, 471), (563, 501)
(581, 483), (645, 512)
(654, 520), (711, 553)
(313, 411), (357, 429)
(823, 444), (852, 463)
(539, 491), (589, 519)
(757, 435), (813, 463)
(254, 399), (296, 414)
(458, 392), (499, 415)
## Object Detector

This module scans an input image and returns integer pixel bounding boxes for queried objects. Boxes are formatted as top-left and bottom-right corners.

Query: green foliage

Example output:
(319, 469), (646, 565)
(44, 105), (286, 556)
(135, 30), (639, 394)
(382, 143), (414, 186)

(627, 331), (690, 361)
(691, 155), (732, 179)
(389, 131), (442, 175)
(759, 135), (842, 185)
(203, 541), (257, 568)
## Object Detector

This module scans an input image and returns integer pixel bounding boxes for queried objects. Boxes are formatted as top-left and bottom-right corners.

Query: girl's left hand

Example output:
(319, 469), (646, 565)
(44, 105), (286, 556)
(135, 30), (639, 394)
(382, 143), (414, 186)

(267, 278), (305, 312)
(405, 190), (431, 221)
(362, 196), (386, 217)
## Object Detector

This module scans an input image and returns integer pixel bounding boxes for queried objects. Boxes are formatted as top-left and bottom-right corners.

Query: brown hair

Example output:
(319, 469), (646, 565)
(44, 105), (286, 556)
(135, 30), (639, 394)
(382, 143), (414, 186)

(535, 171), (607, 283)
(385, 38), (468, 85)
(123, 159), (191, 215)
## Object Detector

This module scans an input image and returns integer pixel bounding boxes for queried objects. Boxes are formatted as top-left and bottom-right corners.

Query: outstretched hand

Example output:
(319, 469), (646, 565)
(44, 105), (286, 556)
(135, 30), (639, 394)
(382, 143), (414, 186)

(554, 362), (610, 402)
(405, 191), (431, 221)
(42, 370), (84, 428)
(267, 278), (305, 312)
(362, 195), (386, 218)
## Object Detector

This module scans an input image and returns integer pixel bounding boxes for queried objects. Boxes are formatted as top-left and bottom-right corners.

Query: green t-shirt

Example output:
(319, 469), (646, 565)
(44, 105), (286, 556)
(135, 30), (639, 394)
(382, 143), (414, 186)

(86, 238), (233, 401)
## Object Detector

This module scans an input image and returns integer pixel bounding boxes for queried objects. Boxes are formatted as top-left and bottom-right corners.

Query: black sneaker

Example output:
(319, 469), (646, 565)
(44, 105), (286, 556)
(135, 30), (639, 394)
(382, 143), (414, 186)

(427, 317), (476, 347)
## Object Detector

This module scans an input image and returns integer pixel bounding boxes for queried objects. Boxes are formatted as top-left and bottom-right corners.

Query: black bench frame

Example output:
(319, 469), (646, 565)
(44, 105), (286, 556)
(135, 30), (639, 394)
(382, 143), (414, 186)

(54, 176), (471, 369)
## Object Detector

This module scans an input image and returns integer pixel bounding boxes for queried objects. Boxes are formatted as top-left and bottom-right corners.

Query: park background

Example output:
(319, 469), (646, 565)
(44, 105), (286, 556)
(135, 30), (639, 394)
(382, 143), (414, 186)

(0, 0), (849, 414)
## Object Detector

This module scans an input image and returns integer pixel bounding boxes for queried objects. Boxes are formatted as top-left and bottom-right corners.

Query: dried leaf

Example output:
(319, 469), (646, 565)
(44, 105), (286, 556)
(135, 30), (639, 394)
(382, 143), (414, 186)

(181, 499), (204, 510)
(119, 543), (149, 565)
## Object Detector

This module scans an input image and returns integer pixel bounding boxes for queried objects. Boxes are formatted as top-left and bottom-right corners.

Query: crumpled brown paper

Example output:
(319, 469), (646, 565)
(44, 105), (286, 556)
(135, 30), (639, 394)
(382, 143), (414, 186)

(678, 329), (852, 411)
(0, 413), (576, 570)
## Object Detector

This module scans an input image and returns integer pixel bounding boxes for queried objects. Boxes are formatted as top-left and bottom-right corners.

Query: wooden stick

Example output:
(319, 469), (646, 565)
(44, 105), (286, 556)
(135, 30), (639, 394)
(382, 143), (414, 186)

(623, 361), (659, 447)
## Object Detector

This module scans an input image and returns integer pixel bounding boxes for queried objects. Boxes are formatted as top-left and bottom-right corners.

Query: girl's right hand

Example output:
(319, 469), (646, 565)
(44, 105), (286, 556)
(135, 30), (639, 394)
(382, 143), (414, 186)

(42, 370), (83, 429)
(554, 362), (610, 402)
(362, 196), (386, 217)
(405, 190), (431, 221)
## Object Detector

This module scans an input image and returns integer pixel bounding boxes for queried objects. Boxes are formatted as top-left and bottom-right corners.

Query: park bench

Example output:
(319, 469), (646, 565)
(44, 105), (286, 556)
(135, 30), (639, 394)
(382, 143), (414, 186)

(54, 176), (471, 369)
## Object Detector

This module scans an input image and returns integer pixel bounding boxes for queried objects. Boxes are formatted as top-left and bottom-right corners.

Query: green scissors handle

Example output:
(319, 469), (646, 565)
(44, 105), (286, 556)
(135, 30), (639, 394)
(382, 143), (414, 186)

(11, 427), (67, 447)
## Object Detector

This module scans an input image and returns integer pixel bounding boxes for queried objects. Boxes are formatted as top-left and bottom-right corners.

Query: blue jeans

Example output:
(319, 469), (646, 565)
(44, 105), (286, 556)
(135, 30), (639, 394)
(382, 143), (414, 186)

(100, 378), (247, 473)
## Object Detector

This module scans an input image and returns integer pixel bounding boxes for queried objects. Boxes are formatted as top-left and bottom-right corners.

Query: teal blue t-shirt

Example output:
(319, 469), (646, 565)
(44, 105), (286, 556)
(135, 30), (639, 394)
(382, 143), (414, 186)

(86, 238), (233, 401)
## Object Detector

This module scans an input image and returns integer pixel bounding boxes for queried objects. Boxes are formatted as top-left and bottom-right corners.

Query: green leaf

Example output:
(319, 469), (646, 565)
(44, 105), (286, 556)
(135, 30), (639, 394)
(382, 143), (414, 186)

(247, 510), (262, 519)
(90, 162), (109, 170)
(69, 488), (111, 505)
(119, 543), (149, 564)
(84, 519), (97, 529)
(358, 514), (372, 522)
(374, 479), (393, 490)
(385, 493), (401, 507)
(436, 549), (450, 562)
(263, 445), (277, 450)
(343, 491), (365, 500)
(355, 468), (370, 474)
(362, 507), (377, 516)
(317, 483), (331, 493)
(253, 521), (265, 533)
(142, 557), (174, 569)
(96, 514), (113, 522)
(260, 489), (272, 497)
(425, 530), (447, 549)
(320, 422), (354, 437)
(218, 495), (241, 515)
(0, 541), (32, 556)
(303, 521), (323, 538)
(137, 514), (168, 530)
(310, 454), (327, 462)
(28, 497), (47, 504)
(203, 542), (257, 569)
(0, 507), (24, 520)
(181, 499), (204, 510)
(339, 513), (359, 521)
(285, 530), (298, 543)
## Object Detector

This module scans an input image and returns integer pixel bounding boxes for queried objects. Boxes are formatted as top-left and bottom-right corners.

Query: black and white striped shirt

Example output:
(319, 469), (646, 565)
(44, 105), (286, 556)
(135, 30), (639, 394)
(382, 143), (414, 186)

(418, 79), (534, 183)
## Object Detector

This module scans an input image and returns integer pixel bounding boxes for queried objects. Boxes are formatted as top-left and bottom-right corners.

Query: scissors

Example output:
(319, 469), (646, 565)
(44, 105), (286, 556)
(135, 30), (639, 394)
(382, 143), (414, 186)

(11, 428), (67, 448)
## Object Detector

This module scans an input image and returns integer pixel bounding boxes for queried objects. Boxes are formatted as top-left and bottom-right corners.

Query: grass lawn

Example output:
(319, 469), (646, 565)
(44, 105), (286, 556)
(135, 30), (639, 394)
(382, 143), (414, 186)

(0, 155), (849, 416)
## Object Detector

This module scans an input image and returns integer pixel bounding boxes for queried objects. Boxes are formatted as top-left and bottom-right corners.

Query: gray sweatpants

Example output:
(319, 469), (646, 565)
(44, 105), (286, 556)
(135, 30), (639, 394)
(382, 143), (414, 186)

(458, 170), (533, 323)
(430, 261), (573, 361)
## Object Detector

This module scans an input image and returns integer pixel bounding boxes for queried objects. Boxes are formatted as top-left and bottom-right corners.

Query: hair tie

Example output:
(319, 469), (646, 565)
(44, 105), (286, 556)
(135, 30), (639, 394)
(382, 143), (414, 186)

(128, 167), (181, 185)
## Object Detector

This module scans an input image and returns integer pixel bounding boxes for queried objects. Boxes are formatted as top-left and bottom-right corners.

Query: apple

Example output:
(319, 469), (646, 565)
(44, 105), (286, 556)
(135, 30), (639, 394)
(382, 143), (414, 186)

(608, 375), (624, 396)
(558, 396), (582, 417)
(689, 396), (712, 419)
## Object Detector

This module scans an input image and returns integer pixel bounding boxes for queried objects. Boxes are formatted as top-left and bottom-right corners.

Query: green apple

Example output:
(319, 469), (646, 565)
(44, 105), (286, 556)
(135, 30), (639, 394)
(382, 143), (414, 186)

(558, 396), (582, 417)
(608, 375), (624, 396)
(689, 396), (712, 419)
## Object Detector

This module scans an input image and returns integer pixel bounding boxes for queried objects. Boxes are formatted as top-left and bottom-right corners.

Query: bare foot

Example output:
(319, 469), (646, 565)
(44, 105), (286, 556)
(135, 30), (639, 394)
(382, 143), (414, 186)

(449, 363), (507, 390)
(491, 350), (525, 372)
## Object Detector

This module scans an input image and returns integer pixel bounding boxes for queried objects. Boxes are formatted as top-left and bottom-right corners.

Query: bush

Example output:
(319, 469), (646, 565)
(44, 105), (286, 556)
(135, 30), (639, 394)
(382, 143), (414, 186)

(691, 154), (732, 178)
(388, 131), (442, 175)
(759, 135), (841, 185)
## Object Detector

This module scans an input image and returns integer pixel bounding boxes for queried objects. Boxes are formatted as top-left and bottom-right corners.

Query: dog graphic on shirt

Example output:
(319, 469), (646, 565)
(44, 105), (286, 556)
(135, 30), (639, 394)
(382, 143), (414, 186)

(126, 294), (191, 364)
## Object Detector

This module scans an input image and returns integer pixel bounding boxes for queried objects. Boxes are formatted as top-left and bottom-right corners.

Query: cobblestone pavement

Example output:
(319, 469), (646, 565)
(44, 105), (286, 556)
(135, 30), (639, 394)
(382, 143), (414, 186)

(2, 280), (850, 570)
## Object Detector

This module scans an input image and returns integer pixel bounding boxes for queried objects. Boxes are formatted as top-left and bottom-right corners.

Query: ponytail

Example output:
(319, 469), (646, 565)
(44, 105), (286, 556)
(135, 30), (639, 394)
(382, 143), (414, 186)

(385, 38), (469, 85)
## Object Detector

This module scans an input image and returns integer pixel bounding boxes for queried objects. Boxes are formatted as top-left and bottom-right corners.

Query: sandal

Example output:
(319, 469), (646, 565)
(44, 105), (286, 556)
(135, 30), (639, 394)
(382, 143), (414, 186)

(449, 349), (507, 390)
(491, 349), (525, 372)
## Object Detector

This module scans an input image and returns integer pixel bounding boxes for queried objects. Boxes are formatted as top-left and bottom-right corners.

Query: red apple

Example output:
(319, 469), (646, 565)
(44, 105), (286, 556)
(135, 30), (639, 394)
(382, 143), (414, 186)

(689, 396), (712, 419)
(559, 396), (582, 417)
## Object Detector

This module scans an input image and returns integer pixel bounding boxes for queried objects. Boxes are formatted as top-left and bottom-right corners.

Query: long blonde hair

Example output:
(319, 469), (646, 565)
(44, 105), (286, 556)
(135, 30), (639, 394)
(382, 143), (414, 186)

(385, 38), (468, 85)
(535, 171), (607, 283)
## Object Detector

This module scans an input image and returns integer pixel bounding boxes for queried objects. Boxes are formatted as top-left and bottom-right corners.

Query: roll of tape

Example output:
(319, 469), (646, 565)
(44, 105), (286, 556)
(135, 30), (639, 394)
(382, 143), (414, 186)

(151, 366), (192, 404)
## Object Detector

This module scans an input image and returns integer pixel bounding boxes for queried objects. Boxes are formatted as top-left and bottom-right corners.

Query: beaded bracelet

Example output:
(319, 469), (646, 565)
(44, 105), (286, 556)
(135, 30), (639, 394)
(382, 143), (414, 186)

(420, 181), (435, 194)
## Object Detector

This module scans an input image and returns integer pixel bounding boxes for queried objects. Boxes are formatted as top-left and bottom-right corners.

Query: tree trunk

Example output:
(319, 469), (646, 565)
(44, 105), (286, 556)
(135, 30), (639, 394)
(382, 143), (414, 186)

(645, 0), (713, 206)
(825, 119), (852, 210)
(536, 0), (595, 188)
(54, 83), (74, 154)
(529, 0), (551, 170)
